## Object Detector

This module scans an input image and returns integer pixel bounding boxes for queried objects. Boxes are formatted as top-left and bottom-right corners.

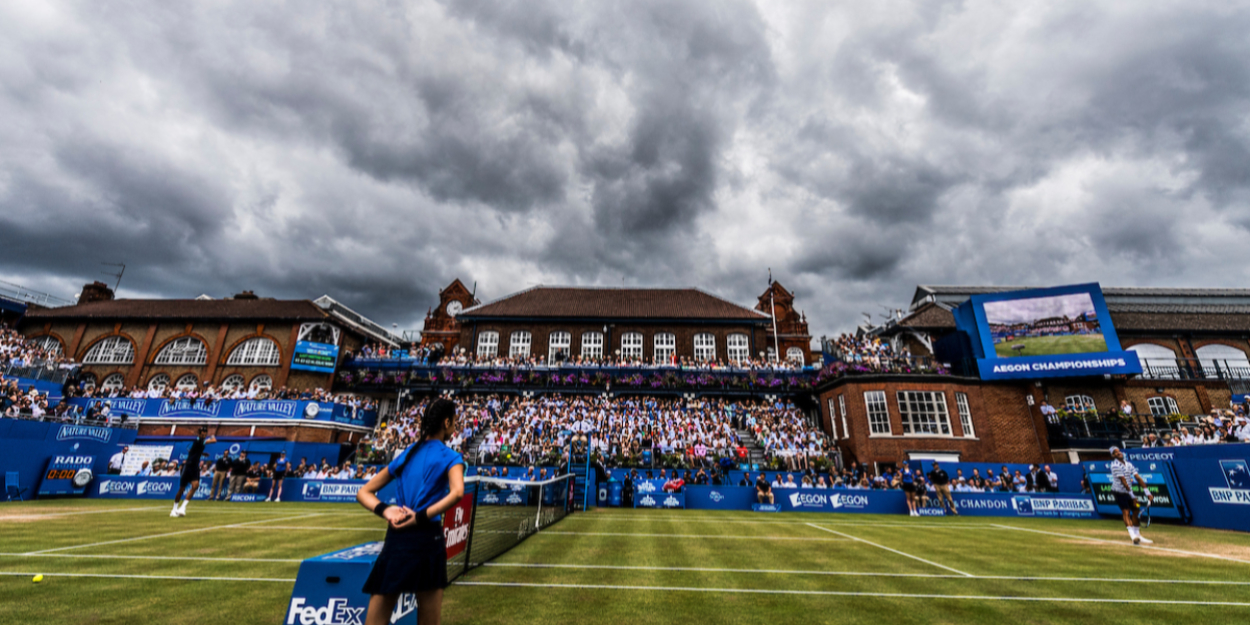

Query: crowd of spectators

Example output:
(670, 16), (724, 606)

(0, 325), (76, 372)
(829, 333), (906, 366)
(348, 342), (812, 372)
(1138, 408), (1250, 446)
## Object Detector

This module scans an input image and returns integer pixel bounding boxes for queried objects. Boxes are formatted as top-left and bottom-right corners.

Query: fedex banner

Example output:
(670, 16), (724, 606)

(290, 543), (417, 625)
(69, 398), (377, 429)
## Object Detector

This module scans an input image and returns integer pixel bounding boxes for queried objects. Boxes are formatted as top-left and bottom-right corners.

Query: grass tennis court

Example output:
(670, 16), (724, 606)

(995, 334), (1108, 358)
(3, 500), (1250, 624)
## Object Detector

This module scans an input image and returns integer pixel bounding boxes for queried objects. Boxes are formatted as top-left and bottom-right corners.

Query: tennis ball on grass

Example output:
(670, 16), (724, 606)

(32, 574), (44, 583)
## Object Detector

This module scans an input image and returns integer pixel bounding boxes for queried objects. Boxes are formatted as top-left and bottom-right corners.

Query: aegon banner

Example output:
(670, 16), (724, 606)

(70, 398), (377, 429)
(91, 476), (398, 504)
(684, 486), (1098, 518)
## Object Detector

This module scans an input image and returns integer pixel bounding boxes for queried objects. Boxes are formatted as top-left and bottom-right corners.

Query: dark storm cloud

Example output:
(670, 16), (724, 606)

(3, 1), (1250, 339)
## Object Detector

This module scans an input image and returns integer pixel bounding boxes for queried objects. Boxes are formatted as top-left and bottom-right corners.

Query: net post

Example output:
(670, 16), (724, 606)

(535, 481), (544, 530)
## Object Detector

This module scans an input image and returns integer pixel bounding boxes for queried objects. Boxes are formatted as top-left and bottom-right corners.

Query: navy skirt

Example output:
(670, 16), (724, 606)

(363, 522), (447, 595)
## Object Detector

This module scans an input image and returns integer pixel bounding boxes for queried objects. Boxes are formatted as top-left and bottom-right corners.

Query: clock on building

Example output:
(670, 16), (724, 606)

(446, 301), (463, 317)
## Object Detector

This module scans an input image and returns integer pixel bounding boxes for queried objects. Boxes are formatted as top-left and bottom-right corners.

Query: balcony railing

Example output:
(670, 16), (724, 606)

(1135, 358), (1250, 381)
(2, 361), (79, 386)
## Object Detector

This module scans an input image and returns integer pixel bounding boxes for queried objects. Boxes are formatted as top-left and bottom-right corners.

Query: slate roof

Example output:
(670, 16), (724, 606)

(24, 299), (329, 321)
(459, 286), (771, 321)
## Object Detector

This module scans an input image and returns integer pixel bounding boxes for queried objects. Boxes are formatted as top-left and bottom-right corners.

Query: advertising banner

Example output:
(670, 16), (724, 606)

(289, 543), (417, 625)
(950, 492), (1098, 518)
(953, 283), (1143, 380)
(38, 452), (95, 496)
(443, 496), (474, 559)
(1084, 460), (1187, 520)
(70, 398), (377, 429)
(1128, 443), (1250, 532)
(634, 492), (686, 509)
(291, 341), (340, 374)
(90, 476), (399, 504)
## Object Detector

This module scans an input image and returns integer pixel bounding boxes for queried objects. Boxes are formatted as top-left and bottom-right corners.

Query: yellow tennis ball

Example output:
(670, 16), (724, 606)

(32, 574), (44, 583)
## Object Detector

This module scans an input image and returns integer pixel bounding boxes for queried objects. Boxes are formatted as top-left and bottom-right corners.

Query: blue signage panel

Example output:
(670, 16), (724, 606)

(954, 283), (1143, 380)
(950, 492), (1098, 518)
(90, 476), (399, 504)
(291, 341), (340, 373)
(290, 543), (417, 625)
(38, 452), (95, 496)
(70, 398), (376, 429)
(1083, 460), (1187, 520)
(634, 491), (686, 509)
(1127, 443), (1250, 532)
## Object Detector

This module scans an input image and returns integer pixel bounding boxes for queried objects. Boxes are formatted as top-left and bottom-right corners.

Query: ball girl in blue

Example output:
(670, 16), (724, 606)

(899, 458), (919, 517)
(267, 451), (289, 502)
(357, 398), (465, 625)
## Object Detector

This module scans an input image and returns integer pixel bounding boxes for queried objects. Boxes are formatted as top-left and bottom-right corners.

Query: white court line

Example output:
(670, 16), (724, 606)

(572, 516), (1005, 529)
(539, 531), (849, 541)
(0, 506), (165, 520)
(807, 523), (974, 577)
(453, 580), (1250, 606)
(24, 513), (331, 555)
(482, 562), (1250, 586)
(0, 571), (294, 583)
(0, 553), (303, 563)
(992, 524), (1250, 564)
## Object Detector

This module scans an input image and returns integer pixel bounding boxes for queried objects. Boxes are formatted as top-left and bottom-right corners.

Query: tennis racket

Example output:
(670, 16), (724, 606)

(1138, 494), (1152, 528)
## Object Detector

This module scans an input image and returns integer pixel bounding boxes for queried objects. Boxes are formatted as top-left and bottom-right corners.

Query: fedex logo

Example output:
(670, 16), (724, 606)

(287, 598), (365, 625)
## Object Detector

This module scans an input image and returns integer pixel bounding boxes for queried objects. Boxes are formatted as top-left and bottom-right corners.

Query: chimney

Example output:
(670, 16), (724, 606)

(79, 281), (115, 304)
(233, 290), (259, 300)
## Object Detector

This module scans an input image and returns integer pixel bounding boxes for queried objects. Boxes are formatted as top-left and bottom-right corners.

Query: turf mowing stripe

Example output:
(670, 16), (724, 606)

(807, 523), (974, 577)
(538, 531), (851, 541)
(0, 571), (295, 582)
(452, 581), (1250, 606)
(991, 524), (1250, 564)
(0, 506), (166, 520)
(0, 553), (304, 563)
(481, 562), (1250, 585)
(224, 526), (385, 531)
(23, 512), (331, 555)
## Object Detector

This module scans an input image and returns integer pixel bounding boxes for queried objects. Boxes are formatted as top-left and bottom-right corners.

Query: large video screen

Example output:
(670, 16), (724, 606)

(953, 283), (1142, 380)
(983, 292), (1106, 358)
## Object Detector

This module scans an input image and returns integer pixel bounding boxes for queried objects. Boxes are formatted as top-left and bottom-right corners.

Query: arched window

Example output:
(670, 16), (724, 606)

(30, 336), (63, 357)
(174, 374), (199, 392)
(83, 336), (135, 365)
(250, 375), (273, 392)
(1128, 343), (1179, 379)
(509, 331), (531, 358)
(227, 338), (280, 366)
(581, 332), (604, 359)
(1196, 344), (1250, 379)
(221, 374), (246, 393)
(476, 331), (499, 358)
(621, 332), (643, 360)
(1147, 396), (1180, 416)
(654, 333), (676, 364)
(100, 373), (126, 393)
(548, 331), (571, 362)
(726, 333), (749, 363)
(1064, 395), (1096, 413)
(787, 347), (805, 365)
(694, 333), (716, 362)
(154, 337), (208, 366)
(148, 374), (171, 394)
(79, 373), (98, 391)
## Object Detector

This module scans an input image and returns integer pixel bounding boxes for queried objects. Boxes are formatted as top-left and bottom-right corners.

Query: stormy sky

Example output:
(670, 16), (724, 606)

(3, 1), (1249, 341)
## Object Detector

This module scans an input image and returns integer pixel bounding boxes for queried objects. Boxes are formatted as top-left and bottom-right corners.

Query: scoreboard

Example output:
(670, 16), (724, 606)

(38, 454), (96, 496)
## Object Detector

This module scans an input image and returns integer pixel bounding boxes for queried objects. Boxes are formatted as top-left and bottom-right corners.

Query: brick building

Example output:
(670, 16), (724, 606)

(17, 282), (396, 395)
(418, 279), (479, 354)
(450, 285), (774, 364)
(755, 281), (814, 365)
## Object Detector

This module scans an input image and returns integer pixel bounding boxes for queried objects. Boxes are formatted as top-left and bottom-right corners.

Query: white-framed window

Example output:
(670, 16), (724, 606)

(581, 332), (604, 359)
(896, 391), (951, 435)
(1147, 396), (1180, 417)
(31, 335), (63, 357)
(621, 332), (643, 360)
(786, 347), (805, 365)
(694, 333), (716, 362)
(221, 374), (246, 393)
(839, 394), (848, 440)
(175, 374), (199, 392)
(1196, 344), (1250, 379)
(476, 331), (499, 358)
(727, 333), (749, 363)
(864, 391), (891, 435)
(1128, 343), (1180, 379)
(83, 336), (135, 365)
(654, 333), (676, 364)
(250, 375), (273, 392)
(548, 331), (571, 362)
(100, 373), (126, 393)
(148, 374), (171, 394)
(828, 399), (839, 438)
(155, 337), (208, 366)
(227, 338), (280, 366)
(1065, 395), (1096, 413)
(955, 392), (975, 437)
(509, 331), (532, 358)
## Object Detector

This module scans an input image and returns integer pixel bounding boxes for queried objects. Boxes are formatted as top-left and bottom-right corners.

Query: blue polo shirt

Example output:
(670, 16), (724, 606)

(387, 440), (464, 520)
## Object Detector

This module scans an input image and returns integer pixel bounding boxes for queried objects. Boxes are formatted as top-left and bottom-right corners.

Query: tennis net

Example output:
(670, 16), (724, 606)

(446, 473), (575, 582)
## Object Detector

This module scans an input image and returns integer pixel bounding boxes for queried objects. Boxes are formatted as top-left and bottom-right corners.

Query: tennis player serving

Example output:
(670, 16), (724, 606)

(357, 398), (465, 625)
(1109, 446), (1153, 545)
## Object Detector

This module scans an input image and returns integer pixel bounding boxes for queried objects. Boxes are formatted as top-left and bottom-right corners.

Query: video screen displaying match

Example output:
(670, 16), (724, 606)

(983, 292), (1107, 358)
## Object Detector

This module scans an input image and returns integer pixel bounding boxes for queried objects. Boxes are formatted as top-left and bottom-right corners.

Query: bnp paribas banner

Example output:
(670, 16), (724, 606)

(70, 398), (376, 428)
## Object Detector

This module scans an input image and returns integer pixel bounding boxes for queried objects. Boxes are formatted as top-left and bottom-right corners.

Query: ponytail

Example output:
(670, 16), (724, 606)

(393, 398), (457, 478)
